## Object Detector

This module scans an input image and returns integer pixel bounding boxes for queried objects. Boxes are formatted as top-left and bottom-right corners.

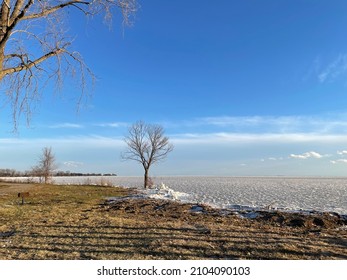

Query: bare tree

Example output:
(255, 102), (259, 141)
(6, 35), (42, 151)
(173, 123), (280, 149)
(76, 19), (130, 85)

(32, 146), (57, 184)
(0, 0), (138, 128)
(122, 121), (174, 189)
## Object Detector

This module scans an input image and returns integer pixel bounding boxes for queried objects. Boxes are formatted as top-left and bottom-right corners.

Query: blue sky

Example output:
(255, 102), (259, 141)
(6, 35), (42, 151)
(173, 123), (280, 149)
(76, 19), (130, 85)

(2, 0), (347, 176)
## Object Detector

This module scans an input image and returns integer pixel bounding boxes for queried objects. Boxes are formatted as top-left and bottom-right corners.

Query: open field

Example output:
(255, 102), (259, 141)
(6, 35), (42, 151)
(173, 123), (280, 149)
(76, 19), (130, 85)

(0, 182), (346, 259)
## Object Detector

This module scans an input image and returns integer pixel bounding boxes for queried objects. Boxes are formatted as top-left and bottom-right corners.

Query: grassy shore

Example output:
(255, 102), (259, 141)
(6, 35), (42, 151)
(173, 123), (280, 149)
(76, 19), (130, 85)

(0, 182), (346, 260)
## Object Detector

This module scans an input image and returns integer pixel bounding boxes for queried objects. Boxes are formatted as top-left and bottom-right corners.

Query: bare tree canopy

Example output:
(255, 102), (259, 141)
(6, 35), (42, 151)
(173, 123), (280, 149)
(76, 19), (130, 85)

(122, 121), (174, 188)
(32, 146), (57, 183)
(0, 0), (137, 128)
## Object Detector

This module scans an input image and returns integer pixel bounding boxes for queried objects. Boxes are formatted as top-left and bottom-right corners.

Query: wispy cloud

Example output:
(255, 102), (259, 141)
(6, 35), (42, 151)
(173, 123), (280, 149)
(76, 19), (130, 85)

(63, 161), (84, 168)
(94, 122), (128, 128)
(259, 157), (283, 162)
(318, 54), (347, 83)
(199, 116), (266, 126)
(190, 114), (347, 134)
(337, 150), (347, 155)
(268, 157), (284, 161)
(290, 151), (324, 159)
(171, 132), (347, 144)
(46, 122), (129, 129)
(48, 123), (83, 129)
(0, 135), (124, 147)
(330, 159), (347, 164)
(197, 115), (307, 131)
(6, 131), (339, 148)
(40, 114), (347, 137)
(303, 56), (321, 82)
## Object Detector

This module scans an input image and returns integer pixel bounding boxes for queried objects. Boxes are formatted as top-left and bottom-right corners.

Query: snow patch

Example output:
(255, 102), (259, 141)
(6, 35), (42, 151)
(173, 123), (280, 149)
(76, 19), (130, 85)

(145, 183), (190, 201)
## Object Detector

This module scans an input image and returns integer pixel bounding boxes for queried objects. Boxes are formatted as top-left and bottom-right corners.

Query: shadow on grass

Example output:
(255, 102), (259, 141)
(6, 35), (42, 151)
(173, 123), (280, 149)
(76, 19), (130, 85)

(3, 223), (347, 260)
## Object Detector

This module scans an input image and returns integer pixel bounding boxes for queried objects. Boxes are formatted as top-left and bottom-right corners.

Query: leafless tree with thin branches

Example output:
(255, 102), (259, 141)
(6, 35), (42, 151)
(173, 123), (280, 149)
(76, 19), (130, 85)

(0, 0), (138, 129)
(32, 146), (57, 184)
(122, 121), (174, 189)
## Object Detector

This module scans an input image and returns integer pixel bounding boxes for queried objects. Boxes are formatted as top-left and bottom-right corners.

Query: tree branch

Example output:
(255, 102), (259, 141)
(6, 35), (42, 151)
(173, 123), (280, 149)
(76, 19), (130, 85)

(0, 0), (34, 48)
(2, 47), (66, 76)
(0, 0), (138, 130)
(1, 0), (11, 26)
(10, 0), (27, 24)
(19, 1), (91, 22)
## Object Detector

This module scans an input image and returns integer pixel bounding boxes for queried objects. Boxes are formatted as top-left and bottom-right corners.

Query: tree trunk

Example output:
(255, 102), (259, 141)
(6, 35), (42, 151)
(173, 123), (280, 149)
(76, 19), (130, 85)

(144, 168), (149, 189)
(0, 46), (5, 81)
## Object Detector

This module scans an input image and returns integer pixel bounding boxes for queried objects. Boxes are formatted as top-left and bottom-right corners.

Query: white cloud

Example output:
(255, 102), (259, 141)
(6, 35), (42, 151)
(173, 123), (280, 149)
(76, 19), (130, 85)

(331, 159), (347, 164)
(290, 151), (323, 159)
(95, 122), (128, 128)
(0, 135), (125, 148)
(258, 157), (283, 162)
(46, 122), (129, 129)
(172, 132), (347, 145)
(304, 56), (321, 81)
(318, 54), (347, 83)
(48, 123), (83, 129)
(63, 161), (84, 168)
(290, 154), (309, 159)
(337, 150), (347, 155)
(200, 116), (265, 126)
(193, 114), (347, 135)
(39, 114), (347, 137)
(197, 116), (309, 132)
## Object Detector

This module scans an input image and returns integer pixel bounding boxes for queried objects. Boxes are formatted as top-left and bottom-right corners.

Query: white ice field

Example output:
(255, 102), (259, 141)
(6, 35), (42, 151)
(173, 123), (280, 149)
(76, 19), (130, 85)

(49, 176), (347, 215)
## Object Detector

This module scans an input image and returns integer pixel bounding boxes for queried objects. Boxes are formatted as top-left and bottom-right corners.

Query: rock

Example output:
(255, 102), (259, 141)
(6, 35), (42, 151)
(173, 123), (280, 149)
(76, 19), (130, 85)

(190, 205), (204, 213)
(274, 214), (285, 224)
(313, 217), (325, 227)
(288, 218), (306, 227)
(244, 212), (259, 219)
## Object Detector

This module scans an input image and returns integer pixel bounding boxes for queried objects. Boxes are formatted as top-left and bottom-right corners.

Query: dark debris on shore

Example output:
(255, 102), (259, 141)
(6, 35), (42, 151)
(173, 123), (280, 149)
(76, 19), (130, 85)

(102, 196), (347, 232)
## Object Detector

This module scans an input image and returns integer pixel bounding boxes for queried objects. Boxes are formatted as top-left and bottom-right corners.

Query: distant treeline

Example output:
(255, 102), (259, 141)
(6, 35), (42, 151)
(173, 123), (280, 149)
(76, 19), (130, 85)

(0, 169), (117, 177)
(55, 171), (117, 177)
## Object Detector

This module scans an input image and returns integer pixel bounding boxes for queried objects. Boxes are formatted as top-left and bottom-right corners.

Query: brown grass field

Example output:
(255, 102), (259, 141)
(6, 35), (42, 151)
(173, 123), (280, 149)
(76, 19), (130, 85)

(0, 182), (346, 260)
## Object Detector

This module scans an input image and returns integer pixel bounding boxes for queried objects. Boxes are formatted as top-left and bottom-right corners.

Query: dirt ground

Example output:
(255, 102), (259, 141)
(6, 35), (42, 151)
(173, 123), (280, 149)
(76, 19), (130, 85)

(0, 182), (346, 259)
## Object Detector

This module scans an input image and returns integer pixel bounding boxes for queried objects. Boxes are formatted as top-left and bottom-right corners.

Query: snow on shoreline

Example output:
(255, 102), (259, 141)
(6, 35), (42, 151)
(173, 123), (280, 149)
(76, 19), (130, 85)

(145, 183), (190, 201)
(2, 176), (347, 216)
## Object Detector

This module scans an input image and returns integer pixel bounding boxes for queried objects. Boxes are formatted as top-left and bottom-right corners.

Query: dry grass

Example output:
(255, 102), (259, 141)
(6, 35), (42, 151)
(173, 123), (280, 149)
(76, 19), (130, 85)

(0, 182), (346, 260)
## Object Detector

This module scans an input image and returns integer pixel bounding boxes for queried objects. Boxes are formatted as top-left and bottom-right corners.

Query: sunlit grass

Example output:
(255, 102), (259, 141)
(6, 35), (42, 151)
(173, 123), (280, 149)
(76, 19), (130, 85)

(0, 182), (346, 260)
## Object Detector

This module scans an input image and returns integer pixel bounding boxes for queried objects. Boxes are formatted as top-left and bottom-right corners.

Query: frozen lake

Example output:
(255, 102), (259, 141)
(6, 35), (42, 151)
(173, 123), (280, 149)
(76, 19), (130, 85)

(49, 176), (347, 215)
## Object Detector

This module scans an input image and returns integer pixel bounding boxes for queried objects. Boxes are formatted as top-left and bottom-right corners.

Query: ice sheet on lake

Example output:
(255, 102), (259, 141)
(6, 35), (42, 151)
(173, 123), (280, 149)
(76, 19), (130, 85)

(3, 176), (347, 215)
(127, 176), (347, 215)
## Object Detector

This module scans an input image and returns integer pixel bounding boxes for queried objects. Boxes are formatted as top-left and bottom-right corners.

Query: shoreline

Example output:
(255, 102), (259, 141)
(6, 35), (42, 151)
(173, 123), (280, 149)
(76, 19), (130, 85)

(106, 189), (347, 230)
(1, 182), (347, 259)
(2, 176), (347, 216)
